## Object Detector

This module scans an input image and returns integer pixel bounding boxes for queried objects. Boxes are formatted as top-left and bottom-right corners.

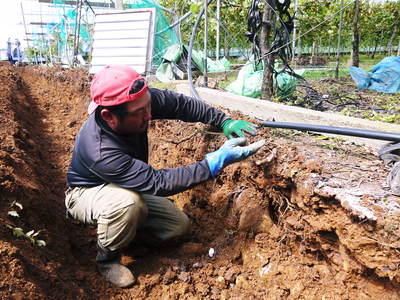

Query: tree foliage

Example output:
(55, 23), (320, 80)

(158, 0), (253, 54)
(158, 0), (399, 56)
(295, 0), (400, 52)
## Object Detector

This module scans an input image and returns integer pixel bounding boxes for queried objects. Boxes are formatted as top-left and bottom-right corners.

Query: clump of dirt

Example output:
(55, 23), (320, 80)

(0, 65), (400, 299)
(295, 55), (328, 66)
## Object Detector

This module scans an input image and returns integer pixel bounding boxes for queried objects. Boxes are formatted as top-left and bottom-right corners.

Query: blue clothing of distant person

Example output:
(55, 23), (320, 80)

(6, 38), (14, 64)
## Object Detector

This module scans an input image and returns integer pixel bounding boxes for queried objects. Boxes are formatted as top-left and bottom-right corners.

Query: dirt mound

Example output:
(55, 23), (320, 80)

(0, 65), (399, 299)
(295, 55), (328, 66)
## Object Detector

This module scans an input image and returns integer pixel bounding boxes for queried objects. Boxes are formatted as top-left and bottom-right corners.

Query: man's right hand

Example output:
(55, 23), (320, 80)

(205, 137), (265, 177)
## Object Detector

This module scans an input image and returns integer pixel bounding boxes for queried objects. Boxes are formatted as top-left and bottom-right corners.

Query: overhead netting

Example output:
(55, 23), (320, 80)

(125, 0), (180, 66)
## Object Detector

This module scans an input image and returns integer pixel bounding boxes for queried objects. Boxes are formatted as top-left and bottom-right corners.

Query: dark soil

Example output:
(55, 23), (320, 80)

(0, 65), (400, 299)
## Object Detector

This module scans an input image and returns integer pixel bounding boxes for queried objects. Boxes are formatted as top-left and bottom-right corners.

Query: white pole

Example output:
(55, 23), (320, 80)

(397, 39), (400, 57)
(20, 2), (30, 49)
(335, 0), (344, 79)
(204, 0), (208, 87)
(216, 0), (220, 60)
(291, 0), (299, 63)
(115, 0), (123, 10)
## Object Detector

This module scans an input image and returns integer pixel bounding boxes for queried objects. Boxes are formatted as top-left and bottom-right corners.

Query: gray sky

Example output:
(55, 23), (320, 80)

(0, 1), (23, 47)
(0, 0), (396, 50)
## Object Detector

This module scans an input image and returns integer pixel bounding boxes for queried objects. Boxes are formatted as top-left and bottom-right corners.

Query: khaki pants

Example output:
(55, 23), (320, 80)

(65, 184), (189, 251)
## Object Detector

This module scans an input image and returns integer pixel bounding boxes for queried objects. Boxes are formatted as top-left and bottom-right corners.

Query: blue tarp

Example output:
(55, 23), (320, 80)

(349, 56), (400, 94)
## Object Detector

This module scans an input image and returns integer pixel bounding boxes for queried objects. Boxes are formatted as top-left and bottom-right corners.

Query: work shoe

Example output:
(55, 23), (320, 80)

(96, 241), (135, 288)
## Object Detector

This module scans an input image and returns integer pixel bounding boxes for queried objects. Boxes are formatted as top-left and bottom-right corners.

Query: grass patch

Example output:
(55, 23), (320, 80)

(326, 53), (387, 69)
(303, 68), (349, 80)
(149, 81), (178, 91)
(218, 73), (238, 90)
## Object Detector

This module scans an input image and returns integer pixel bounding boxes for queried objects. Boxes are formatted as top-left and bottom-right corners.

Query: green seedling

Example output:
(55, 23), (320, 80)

(2, 201), (46, 247)
(322, 143), (340, 151)
(12, 227), (46, 247)
(8, 201), (23, 218)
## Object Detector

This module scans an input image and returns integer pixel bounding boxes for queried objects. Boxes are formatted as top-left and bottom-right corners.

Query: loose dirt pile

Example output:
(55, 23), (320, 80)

(0, 65), (399, 299)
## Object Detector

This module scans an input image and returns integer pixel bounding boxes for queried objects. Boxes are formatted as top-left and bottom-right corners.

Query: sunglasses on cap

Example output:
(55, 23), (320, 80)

(129, 78), (147, 95)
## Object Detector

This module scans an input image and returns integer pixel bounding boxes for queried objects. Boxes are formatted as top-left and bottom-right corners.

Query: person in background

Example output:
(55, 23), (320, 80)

(65, 64), (265, 288)
(12, 38), (22, 65)
(7, 38), (15, 65)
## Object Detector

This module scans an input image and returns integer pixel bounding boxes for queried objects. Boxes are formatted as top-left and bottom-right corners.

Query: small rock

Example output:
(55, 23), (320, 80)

(215, 276), (226, 289)
(224, 266), (240, 283)
(235, 275), (250, 289)
(290, 282), (304, 298)
(195, 282), (210, 296)
(314, 264), (331, 280)
(259, 263), (272, 277)
(210, 287), (221, 299)
(208, 248), (215, 257)
(178, 271), (192, 283)
(193, 262), (203, 268)
(216, 266), (227, 277)
(163, 270), (176, 284)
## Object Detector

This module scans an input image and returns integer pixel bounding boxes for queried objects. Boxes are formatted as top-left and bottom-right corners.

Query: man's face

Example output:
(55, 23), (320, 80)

(106, 90), (152, 135)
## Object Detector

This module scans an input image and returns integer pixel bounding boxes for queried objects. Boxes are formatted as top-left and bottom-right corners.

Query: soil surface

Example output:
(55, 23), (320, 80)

(293, 76), (400, 124)
(0, 64), (400, 299)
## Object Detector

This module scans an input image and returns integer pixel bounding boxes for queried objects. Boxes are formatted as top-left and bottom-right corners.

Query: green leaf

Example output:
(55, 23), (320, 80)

(15, 202), (23, 210)
(26, 230), (35, 237)
(8, 210), (19, 217)
(13, 227), (24, 237)
(316, 135), (330, 140)
(36, 240), (46, 247)
(189, 3), (200, 14)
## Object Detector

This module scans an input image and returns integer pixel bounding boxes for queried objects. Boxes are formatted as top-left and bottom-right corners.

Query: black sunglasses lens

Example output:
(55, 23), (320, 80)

(129, 79), (145, 94)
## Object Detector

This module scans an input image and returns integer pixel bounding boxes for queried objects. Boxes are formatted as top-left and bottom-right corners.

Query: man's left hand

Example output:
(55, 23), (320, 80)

(221, 119), (257, 139)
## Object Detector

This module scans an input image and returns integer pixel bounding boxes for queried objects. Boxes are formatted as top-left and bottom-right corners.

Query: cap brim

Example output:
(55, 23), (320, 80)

(88, 101), (98, 115)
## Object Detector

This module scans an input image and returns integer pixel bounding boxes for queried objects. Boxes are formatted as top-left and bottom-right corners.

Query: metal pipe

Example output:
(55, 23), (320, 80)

(259, 121), (400, 142)
(187, 0), (212, 100)
(216, 0), (220, 60)
(291, 0), (298, 63)
(20, 2), (31, 50)
(335, 0), (344, 79)
(204, 0), (208, 87)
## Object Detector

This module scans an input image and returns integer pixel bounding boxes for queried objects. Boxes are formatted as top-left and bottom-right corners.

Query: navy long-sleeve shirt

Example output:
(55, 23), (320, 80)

(66, 88), (228, 196)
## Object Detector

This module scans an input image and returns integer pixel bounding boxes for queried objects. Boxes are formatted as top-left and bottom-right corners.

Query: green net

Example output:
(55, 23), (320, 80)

(27, 0), (177, 67)
(155, 44), (232, 82)
(51, 2), (93, 64)
(125, 0), (179, 66)
(27, 1), (93, 64)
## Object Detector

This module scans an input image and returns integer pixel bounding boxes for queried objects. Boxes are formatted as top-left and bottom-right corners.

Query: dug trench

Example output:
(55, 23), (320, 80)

(0, 65), (399, 299)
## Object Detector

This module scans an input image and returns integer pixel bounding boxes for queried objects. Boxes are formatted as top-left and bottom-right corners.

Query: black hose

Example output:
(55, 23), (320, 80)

(259, 121), (400, 142)
(83, 0), (95, 15)
(187, 0), (212, 100)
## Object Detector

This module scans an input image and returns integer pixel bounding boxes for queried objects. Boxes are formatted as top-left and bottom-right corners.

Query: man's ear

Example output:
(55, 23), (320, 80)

(100, 109), (115, 124)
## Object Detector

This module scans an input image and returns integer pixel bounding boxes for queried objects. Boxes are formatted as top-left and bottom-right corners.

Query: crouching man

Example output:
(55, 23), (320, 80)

(65, 65), (265, 287)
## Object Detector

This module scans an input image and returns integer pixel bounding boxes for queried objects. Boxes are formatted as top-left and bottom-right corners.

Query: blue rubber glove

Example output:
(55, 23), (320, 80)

(206, 137), (265, 177)
(221, 119), (258, 139)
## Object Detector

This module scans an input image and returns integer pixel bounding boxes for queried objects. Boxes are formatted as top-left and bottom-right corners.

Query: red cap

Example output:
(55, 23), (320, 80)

(88, 65), (148, 114)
